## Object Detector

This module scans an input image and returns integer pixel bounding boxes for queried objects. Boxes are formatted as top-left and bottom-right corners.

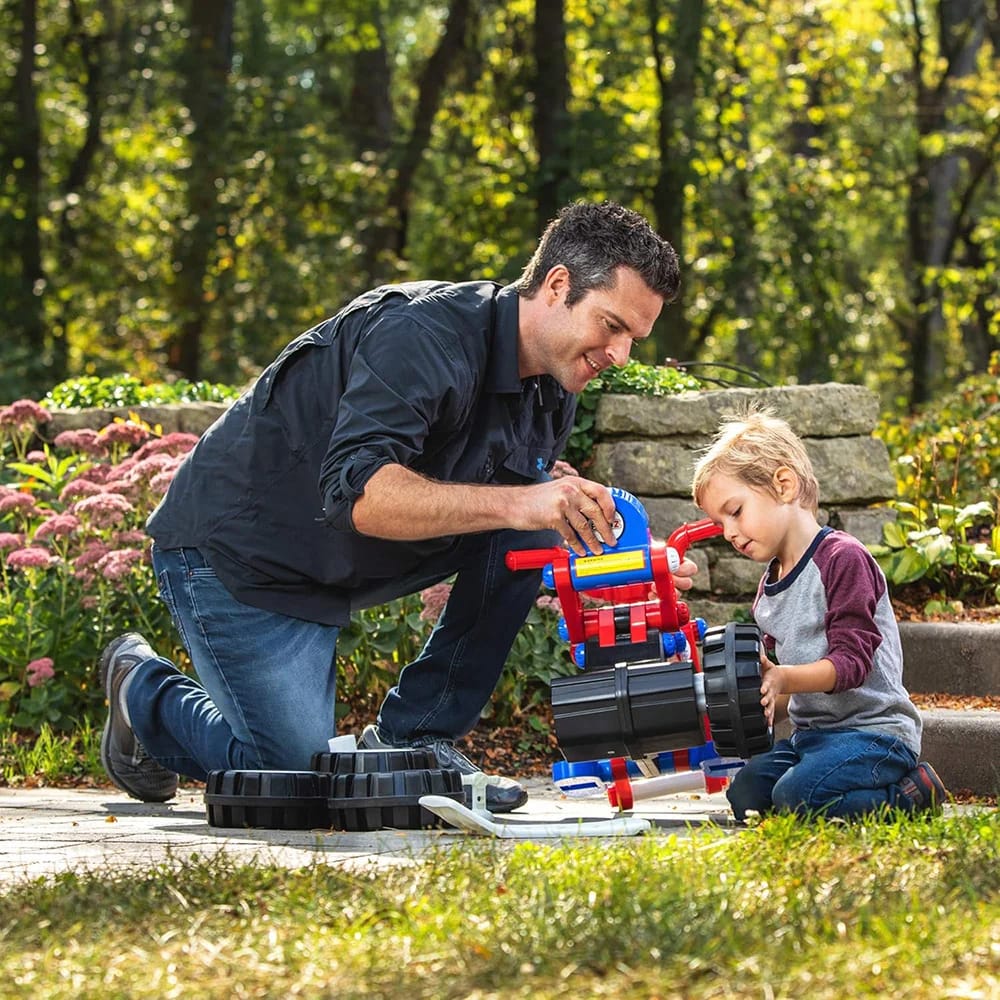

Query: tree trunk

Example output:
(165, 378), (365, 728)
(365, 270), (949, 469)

(168, 0), (234, 379)
(648, 0), (706, 361)
(533, 0), (571, 233)
(51, 0), (112, 381)
(8, 0), (46, 370)
(905, 0), (988, 407)
(385, 0), (471, 263)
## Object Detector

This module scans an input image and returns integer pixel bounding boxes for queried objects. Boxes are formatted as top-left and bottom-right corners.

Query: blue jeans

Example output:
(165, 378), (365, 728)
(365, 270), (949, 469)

(726, 728), (919, 821)
(126, 530), (554, 780)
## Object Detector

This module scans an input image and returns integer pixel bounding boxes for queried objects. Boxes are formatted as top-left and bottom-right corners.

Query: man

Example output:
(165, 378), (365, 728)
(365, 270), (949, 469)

(100, 200), (691, 813)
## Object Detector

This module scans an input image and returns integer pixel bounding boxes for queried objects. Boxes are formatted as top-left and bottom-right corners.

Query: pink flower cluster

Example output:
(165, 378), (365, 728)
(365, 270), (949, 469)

(53, 428), (108, 457)
(0, 531), (24, 551)
(98, 421), (151, 449)
(0, 399), (50, 429)
(419, 582), (453, 623)
(26, 657), (55, 687)
(71, 491), (135, 529)
(33, 513), (81, 541)
(0, 490), (38, 517)
(95, 547), (145, 581)
(7, 546), (55, 570)
(534, 594), (563, 615)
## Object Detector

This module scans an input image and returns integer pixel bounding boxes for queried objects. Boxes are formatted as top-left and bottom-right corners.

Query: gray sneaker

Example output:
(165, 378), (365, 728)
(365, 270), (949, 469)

(359, 724), (528, 813)
(99, 633), (178, 803)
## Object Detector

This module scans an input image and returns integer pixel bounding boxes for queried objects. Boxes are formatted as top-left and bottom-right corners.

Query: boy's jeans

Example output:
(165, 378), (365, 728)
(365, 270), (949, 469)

(126, 529), (555, 780)
(727, 728), (919, 820)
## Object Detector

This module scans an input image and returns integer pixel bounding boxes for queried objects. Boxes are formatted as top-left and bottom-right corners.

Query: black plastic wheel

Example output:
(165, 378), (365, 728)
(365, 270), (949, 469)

(701, 622), (773, 759)
(327, 768), (464, 832)
(310, 748), (438, 775)
(205, 770), (331, 830)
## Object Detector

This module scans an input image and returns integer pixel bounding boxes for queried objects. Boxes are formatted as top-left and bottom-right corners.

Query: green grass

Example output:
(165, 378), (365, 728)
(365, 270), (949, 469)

(2, 811), (998, 998)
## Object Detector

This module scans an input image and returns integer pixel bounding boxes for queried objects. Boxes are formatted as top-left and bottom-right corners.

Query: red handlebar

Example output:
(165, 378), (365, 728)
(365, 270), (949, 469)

(504, 547), (567, 572)
(667, 518), (723, 558)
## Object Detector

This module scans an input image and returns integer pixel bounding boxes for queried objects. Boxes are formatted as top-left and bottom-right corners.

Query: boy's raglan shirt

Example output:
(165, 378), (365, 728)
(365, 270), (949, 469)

(752, 526), (922, 754)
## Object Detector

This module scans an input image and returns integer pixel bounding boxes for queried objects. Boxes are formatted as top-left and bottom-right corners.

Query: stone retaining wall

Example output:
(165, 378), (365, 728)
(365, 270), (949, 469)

(589, 383), (897, 614)
(44, 402), (229, 439)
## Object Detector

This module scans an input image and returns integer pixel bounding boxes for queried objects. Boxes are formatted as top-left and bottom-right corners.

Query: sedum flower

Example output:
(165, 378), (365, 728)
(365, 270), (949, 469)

(95, 547), (144, 581)
(0, 493), (38, 516)
(97, 422), (150, 448)
(53, 428), (108, 456)
(419, 582), (453, 623)
(7, 546), (56, 570)
(34, 513), (82, 542)
(0, 399), (51, 427)
(72, 491), (134, 528)
(133, 432), (198, 459)
(59, 479), (102, 503)
(0, 531), (24, 551)
(26, 657), (55, 687)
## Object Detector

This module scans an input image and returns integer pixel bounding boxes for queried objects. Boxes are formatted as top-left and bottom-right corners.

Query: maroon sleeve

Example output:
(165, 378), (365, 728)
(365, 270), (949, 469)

(814, 535), (886, 692)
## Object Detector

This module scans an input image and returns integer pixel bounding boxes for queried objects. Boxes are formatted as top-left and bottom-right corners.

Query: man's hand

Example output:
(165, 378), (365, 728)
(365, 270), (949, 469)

(671, 557), (698, 592)
(512, 476), (618, 556)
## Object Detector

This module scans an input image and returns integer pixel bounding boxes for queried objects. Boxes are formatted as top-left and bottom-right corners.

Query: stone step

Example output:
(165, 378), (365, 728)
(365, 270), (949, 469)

(921, 707), (1000, 798)
(900, 622), (1000, 696)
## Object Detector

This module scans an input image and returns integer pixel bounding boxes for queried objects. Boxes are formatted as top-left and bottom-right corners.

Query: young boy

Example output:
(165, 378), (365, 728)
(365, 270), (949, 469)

(691, 408), (947, 820)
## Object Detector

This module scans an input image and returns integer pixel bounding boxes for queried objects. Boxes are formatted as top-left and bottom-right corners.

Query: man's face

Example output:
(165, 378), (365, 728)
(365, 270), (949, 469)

(536, 266), (665, 394)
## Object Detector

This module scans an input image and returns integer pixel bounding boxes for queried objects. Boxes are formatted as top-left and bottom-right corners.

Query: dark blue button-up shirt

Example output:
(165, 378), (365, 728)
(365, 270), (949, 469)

(147, 281), (577, 625)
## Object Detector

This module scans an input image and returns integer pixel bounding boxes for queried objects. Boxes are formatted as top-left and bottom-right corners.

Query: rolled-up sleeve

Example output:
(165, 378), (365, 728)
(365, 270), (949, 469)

(319, 311), (467, 532)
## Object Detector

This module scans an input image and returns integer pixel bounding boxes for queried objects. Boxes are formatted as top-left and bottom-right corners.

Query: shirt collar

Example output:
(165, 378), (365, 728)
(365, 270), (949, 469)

(485, 285), (523, 394)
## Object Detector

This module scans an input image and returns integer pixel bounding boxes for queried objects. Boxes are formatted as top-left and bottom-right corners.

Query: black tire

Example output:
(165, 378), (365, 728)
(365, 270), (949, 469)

(701, 622), (773, 758)
(205, 769), (331, 830)
(327, 768), (465, 831)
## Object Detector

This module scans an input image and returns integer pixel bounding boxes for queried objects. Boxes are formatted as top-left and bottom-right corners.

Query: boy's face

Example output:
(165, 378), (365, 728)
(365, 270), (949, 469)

(698, 471), (791, 565)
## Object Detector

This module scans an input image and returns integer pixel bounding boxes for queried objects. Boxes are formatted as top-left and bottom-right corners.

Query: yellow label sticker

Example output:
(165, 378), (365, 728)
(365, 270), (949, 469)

(574, 549), (647, 577)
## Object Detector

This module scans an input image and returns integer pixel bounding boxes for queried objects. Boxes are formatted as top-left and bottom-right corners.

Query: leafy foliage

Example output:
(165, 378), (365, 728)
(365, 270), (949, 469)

(43, 375), (243, 410)
(871, 500), (1000, 609)
(872, 353), (1000, 611)
(877, 353), (1000, 509)
(2, 0), (996, 407)
(0, 406), (192, 730)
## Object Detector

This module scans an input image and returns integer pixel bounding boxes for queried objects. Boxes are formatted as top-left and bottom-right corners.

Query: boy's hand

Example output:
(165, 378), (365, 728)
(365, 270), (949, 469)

(759, 649), (785, 726)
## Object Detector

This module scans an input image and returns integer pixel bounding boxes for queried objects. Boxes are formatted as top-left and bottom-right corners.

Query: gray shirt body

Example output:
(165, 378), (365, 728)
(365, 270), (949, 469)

(752, 526), (922, 754)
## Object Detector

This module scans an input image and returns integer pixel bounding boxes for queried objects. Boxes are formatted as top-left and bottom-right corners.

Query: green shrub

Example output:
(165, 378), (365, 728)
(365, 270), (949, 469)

(43, 374), (242, 410)
(876, 352), (1000, 509)
(870, 499), (1000, 609)
(872, 353), (1000, 612)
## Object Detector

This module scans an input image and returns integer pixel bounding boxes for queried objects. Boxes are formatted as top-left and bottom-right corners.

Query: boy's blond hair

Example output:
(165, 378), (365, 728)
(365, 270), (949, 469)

(691, 406), (820, 513)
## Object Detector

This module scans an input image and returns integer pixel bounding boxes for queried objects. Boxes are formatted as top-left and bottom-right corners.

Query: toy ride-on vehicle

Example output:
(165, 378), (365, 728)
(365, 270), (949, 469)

(505, 488), (772, 810)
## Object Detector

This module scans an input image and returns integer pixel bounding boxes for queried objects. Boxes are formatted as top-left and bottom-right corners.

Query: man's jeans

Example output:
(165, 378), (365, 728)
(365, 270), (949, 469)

(126, 530), (555, 780)
(727, 728), (919, 820)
